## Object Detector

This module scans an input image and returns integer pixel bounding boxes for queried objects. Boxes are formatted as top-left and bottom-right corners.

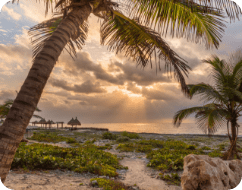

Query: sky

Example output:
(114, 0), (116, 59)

(0, 0), (242, 124)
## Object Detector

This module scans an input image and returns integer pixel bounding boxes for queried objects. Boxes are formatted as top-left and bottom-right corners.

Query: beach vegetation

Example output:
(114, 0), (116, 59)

(200, 146), (212, 150)
(97, 143), (113, 150)
(121, 131), (141, 139)
(28, 131), (77, 144)
(159, 172), (181, 186)
(208, 150), (223, 157)
(11, 142), (127, 177)
(90, 178), (132, 190)
(116, 136), (130, 143)
(102, 132), (118, 140)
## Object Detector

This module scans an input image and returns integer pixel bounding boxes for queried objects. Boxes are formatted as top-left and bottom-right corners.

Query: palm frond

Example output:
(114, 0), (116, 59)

(188, 83), (227, 104)
(101, 10), (191, 96)
(28, 13), (88, 61)
(127, 0), (229, 49)
(195, 103), (227, 134)
(128, 0), (241, 25)
(173, 106), (209, 127)
(32, 114), (44, 119)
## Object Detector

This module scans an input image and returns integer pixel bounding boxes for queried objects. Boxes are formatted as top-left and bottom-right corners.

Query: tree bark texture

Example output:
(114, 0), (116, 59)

(0, 5), (92, 183)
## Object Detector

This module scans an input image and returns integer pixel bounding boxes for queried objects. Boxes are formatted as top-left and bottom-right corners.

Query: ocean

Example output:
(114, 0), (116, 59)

(28, 122), (242, 136)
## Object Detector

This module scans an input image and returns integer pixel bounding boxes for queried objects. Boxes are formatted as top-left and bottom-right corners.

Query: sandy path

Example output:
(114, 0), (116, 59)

(119, 157), (182, 190)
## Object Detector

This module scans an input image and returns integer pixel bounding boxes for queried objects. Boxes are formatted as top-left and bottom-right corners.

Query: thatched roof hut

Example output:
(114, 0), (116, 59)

(38, 118), (46, 124)
(67, 117), (81, 129)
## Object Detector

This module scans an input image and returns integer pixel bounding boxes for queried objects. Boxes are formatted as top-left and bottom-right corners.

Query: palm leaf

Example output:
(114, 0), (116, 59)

(101, 10), (191, 96)
(188, 83), (227, 104)
(127, 0), (229, 49)
(28, 13), (88, 60)
(33, 114), (44, 119)
(173, 106), (209, 127)
(195, 103), (227, 134)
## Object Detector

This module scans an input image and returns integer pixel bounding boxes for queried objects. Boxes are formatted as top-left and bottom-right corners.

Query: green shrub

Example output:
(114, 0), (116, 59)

(11, 142), (127, 177)
(121, 131), (141, 139)
(159, 172), (181, 186)
(90, 178), (131, 190)
(208, 150), (223, 157)
(102, 132), (118, 140)
(186, 145), (196, 150)
(97, 143), (112, 150)
(66, 138), (77, 144)
(29, 132), (77, 144)
(116, 136), (130, 143)
(201, 146), (211, 150)
(218, 144), (226, 151)
(146, 140), (204, 172)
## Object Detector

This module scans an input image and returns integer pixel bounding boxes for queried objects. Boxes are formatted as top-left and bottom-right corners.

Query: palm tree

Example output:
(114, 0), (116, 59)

(0, 0), (241, 183)
(173, 49), (242, 160)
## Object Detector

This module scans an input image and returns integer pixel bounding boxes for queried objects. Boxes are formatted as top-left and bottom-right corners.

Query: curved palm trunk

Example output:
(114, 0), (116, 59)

(226, 120), (241, 160)
(0, 5), (92, 183)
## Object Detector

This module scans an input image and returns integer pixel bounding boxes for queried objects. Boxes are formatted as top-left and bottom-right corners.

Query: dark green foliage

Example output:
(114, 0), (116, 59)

(200, 146), (211, 150)
(102, 132), (118, 140)
(116, 136), (130, 143)
(90, 178), (132, 190)
(121, 131), (141, 139)
(29, 132), (76, 144)
(11, 142), (127, 177)
(159, 173), (181, 185)
(208, 150), (223, 157)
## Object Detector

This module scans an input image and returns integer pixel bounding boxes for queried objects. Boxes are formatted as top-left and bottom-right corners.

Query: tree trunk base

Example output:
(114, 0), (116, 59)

(222, 145), (241, 160)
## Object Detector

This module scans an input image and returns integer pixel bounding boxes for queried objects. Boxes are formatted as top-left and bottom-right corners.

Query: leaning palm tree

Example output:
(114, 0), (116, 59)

(173, 49), (242, 160)
(0, 0), (241, 183)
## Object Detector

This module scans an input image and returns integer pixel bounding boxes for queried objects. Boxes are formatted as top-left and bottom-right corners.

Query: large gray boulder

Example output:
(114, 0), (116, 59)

(181, 154), (242, 190)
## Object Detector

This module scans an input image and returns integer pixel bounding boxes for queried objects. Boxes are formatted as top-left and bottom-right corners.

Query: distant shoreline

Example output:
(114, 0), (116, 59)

(25, 126), (242, 139)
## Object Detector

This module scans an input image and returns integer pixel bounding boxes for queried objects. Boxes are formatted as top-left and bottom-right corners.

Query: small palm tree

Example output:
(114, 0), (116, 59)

(173, 49), (242, 160)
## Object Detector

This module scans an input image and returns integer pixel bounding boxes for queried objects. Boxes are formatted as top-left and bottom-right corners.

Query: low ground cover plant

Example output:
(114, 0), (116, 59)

(28, 132), (77, 143)
(121, 131), (141, 139)
(102, 132), (118, 140)
(90, 178), (132, 190)
(11, 142), (127, 177)
(159, 172), (181, 186)
(116, 136), (130, 143)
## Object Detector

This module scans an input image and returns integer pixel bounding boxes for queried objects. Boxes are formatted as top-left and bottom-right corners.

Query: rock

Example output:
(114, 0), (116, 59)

(181, 154), (242, 190)
(91, 180), (98, 186)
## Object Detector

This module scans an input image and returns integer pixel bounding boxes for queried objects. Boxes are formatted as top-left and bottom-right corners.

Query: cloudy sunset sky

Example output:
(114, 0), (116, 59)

(0, 0), (242, 124)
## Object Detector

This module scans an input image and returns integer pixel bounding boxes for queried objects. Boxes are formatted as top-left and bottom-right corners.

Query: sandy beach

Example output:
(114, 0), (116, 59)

(4, 129), (240, 190)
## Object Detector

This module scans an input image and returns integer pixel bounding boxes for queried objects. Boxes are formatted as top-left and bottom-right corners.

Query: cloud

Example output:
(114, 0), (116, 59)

(49, 78), (107, 94)
(2, 6), (22, 20)
(0, 90), (16, 103)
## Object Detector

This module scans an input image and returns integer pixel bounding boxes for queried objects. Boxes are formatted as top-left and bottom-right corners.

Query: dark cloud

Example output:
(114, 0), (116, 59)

(141, 87), (177, 101)
(59, 51), (124, 85)
(0, 90), (16, 102)
(126, 82), (142, 94)
(48, 78), (106, 94)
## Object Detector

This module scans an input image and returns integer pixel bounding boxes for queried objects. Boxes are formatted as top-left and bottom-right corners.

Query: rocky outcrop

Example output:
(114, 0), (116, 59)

(181, 154), (242, 190)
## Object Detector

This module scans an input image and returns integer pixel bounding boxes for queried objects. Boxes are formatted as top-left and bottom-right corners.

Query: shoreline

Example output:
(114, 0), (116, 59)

(26, 126), (242, 139)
